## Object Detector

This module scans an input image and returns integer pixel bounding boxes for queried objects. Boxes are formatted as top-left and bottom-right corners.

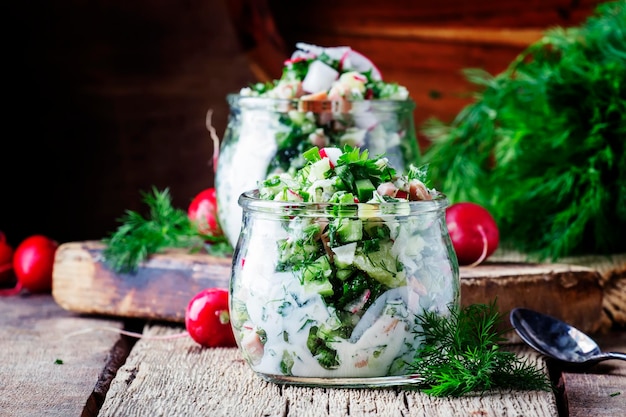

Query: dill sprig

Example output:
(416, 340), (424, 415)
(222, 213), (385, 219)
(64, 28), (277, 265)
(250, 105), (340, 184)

(421, 0), (626, 260)
(102, 187), (219, 273)
(408, 301), (552, 397)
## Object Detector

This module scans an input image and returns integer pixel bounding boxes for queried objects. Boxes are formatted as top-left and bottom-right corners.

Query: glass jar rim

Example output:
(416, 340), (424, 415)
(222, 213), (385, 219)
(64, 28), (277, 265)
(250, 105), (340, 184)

(238, 190), (448, 218)
(227, 93), (415, 113)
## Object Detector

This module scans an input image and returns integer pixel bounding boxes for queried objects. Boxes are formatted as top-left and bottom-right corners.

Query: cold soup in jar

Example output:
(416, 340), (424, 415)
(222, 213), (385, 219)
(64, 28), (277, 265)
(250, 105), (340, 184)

(215, 43), (421, 247)
(229, 146), (459, 387)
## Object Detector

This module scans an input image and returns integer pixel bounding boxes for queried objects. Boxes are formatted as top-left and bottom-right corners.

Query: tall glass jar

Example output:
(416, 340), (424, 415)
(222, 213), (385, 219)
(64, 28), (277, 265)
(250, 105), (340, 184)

(215, 94), (421, 247)
(229, 190), (460, 387)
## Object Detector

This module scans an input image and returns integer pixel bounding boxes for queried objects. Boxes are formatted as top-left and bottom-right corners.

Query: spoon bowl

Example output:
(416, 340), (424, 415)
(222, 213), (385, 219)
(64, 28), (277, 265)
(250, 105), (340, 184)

(510, 307), (626, 366)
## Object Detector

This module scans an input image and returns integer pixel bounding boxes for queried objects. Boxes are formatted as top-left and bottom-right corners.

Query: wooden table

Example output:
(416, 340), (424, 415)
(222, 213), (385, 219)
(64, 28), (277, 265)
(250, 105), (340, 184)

(2, 294), (624, 417)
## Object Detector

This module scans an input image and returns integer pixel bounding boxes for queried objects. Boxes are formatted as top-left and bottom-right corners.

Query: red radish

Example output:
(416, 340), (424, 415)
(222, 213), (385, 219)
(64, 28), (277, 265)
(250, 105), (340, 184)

(319, 147), (342, 168)
(446, 202), (499, 267)
(188, 188), (223, 237)
(339, 49), (383, 80)
(12, 235), (59, 293)
(0, 231), (15, 285)
(185, 288), (237, 348)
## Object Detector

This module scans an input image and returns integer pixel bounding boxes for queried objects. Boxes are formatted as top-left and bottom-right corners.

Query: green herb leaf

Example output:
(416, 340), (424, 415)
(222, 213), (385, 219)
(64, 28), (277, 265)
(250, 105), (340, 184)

(102, 187), (227, 273)
(421, 1), (626, 259)
(408, 300), (552, 397)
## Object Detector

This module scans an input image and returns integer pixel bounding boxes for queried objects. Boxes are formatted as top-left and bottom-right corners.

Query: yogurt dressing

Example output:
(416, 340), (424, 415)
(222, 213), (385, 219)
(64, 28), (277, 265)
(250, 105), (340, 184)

(230, 201), (458, 379)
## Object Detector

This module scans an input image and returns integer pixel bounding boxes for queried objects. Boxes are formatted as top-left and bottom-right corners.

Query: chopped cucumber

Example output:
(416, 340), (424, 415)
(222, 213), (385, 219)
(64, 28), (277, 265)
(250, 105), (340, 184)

(334, 164), (355, 190)
(352, 240), (406, 288)
(358, 203), (380, 218)
(355, 178), (376, 202)
(302, 146), (321, 162)
(330, 218), (363, 244)
(329, 192), (358, 216)
(336, 268), (354, 281)
(301, 255), (333, 296)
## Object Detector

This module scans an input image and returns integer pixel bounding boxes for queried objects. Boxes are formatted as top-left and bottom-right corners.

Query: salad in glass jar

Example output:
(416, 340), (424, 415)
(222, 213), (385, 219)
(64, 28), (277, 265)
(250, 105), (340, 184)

(229, 146), (459, 387)
(215, 43), (421, 247)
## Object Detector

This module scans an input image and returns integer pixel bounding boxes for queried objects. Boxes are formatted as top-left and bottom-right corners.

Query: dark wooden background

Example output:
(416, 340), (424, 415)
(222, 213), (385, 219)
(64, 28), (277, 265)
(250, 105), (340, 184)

(2, 0), (602, 247)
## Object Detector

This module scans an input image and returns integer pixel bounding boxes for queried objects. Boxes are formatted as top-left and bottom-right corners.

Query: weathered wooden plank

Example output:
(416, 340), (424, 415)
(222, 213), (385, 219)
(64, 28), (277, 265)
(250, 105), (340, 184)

(558, 332), (626, 417)
(461, 262), (604, 342)
(98, 325), (559, 417)
(52, 241), (232, 322)
(0, 294), (126, 417)
(491, 251), (626, 331)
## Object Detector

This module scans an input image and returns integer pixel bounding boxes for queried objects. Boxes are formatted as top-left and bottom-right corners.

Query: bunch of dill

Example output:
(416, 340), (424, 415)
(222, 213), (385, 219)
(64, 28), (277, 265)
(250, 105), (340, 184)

(408, 301), (552, 397)
(421, 0), (626, 260)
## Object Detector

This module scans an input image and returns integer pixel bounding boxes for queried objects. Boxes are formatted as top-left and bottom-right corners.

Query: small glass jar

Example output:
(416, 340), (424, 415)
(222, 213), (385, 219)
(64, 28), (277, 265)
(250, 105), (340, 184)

(215, 94), (421, 247)
(229, 190), (460, 388)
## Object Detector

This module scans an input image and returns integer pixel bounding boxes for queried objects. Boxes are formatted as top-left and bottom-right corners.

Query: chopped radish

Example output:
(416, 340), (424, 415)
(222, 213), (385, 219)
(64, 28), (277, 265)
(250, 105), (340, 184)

(240, 326), (265, 364)
(294, 42), (350, 62)
(287, 189), (304, 201)
(377, 182), (398, 197)
(353, 111), (378, 131)
(283, 55), (310, 66)
(408, 180), (432, 201)
(331, 242), (358, 267)
(301, 60), (339, 93)
(319, 147), (342, 167)
(340, 49), (382, 80)
(343, 289), (371, 314)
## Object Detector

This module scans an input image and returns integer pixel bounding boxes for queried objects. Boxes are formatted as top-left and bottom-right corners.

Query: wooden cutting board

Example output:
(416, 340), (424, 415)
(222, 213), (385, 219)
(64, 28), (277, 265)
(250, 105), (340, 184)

(52, 241), (621, 341)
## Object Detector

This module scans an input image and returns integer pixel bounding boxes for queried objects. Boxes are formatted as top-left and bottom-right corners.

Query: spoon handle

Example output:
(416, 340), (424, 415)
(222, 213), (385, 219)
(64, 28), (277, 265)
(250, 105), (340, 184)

(601, 352), (626, 362)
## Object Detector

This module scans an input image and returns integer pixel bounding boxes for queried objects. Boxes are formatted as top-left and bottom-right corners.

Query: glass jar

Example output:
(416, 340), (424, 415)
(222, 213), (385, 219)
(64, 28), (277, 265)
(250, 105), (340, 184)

(229, 190), (460, 388)
(215, 94), (421, 247)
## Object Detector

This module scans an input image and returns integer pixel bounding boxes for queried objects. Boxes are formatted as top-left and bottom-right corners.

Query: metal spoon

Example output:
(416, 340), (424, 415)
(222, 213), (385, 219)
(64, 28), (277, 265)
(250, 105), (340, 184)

(510, 307), (626, 366)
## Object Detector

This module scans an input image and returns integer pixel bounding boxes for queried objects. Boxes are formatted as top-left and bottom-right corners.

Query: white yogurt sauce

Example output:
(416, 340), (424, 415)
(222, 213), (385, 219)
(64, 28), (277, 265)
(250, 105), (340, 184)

(231, 213), (458, 378)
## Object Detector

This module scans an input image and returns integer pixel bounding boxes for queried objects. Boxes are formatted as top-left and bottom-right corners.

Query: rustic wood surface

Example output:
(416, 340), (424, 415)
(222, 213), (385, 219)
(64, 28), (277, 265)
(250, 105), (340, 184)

(52, 241), (231, 322)
(98, 325), (559, 417)
(491, 251), (626, 331)
(52, 241), (622, 341)
(556, 331), (626, 417)
(2, 294), (625, 416)
(0, 295), (126, 417)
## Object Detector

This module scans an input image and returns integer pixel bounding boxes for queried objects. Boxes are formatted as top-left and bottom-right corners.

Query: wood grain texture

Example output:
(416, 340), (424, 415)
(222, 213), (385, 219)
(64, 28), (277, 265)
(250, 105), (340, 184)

(461, 262), (604, 341)
(0, 294), (125, 417)
(558, 332), (626, 417)
(492, 251), (626, 331)
(98, 325), (558, 417)
(52, 241), (231, 322)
